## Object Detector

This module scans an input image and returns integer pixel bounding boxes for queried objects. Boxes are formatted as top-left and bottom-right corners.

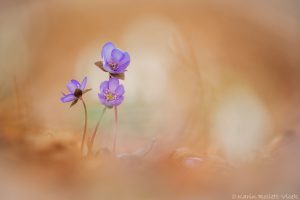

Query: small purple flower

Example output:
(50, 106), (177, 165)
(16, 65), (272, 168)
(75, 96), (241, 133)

(101, 42), (130, 74)
(61, 77), (91, 106)
(98, 78), (125, 108)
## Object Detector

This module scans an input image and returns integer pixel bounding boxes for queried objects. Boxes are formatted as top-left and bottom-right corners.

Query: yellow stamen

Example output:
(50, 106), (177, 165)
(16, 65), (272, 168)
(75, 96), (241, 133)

(106, 93), (115, 101)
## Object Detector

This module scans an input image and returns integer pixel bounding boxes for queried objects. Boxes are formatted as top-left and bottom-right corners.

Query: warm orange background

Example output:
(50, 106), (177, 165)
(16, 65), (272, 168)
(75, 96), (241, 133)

(0, 1), (300, 199)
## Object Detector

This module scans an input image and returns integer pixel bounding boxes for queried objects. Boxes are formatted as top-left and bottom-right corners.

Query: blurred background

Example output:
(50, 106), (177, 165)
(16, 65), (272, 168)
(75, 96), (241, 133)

(0, 0), (300, 199)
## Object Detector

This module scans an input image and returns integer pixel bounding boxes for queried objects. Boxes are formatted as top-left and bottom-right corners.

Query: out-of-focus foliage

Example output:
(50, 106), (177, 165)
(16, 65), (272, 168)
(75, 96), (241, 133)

(0, 1), (300, 199)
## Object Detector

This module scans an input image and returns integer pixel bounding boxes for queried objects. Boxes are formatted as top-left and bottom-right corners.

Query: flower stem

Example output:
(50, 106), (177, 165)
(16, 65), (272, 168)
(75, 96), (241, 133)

(80, 98), (88, 155)
(88, 107), (106, 154)
(112, 106), (118, 154)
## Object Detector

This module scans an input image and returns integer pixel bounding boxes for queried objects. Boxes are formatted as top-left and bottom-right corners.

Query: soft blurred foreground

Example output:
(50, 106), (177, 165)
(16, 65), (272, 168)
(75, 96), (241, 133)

(0, 1), (300, 200)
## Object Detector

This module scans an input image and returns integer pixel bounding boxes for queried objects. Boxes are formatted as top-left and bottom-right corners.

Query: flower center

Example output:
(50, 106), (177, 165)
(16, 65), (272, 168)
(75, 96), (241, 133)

(108, 62), (118, 70)
(74, 88), (83, 98)
(105, 92), (116, 101)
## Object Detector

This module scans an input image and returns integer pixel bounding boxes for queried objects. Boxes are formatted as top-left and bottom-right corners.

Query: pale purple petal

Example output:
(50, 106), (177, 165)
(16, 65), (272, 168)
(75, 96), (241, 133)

(106, 101), (114, 108)
(61, 94), (76, 103)
(101, 42), (115, 61)
(118, 52), (130, 65)
(116, 61), (130, 72)
(100, 81), (109, 92)
(108, 78), (119, 91)
(71, 80), (81, 88)
(113, 96), (124, 106)
(116, 52), (130, 72)
(98, 93), (113, 108)
(80, 77), (87, 90)
(102, 64), (115, 74)
(66, 82), (77, 93)
(115, 85), (125, 96)
(111, 49), (124, 62)
(98, 93), (106, 103)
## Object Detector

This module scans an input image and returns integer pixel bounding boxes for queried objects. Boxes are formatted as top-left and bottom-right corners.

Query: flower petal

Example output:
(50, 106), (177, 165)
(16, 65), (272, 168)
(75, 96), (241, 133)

(80, 77), (87, 90)
(116, 52), (130, 72)
(113, 96), (124, 106)
(111, 48), (124, 62)
(108, 78), (119, 92)
(71, 80), (81, 88)
(106, 101), (115, 108)
(100, 81), (109, 93)
(119, 52), (130, 65)
(98, 93), (113, 108)
(61, 94), (76, 103)
(98, 93), (106, 102)
(116, 62), (129, 73)
(67, 82), (77, 93)
(115, 85), (125, 96)
(101, 42), (115, 61)
(102, 64), (115, 74)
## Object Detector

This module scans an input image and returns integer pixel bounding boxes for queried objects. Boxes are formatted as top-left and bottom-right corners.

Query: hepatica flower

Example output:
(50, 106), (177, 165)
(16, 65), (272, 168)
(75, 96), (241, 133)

(60, 41), (130, 156)
(88, 77), (125, 156)
(60, 77), (91, 106)
(60, 77), (91, 154)
(98, 77), (125, 108)
(95, 42), (130, 79)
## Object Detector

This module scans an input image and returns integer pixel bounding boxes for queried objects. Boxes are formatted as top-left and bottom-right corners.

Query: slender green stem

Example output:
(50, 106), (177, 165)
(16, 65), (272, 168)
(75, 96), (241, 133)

(80, 98), (88, 155)
(88, 107), (107, 154)
(112, 106), (118, 154)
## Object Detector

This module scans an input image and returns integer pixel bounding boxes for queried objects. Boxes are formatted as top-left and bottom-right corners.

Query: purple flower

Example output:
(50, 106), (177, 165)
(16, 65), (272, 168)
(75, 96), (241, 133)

(98, 78), (125, 108)
(101, 42), (130, 74)
(61, 77), (91, 106)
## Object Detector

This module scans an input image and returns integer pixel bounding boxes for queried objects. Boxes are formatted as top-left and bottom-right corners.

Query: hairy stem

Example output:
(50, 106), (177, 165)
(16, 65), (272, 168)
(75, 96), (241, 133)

(80, 98), (88, 155)
(88, 107), (107, 154)
(112, 106), (118, 154)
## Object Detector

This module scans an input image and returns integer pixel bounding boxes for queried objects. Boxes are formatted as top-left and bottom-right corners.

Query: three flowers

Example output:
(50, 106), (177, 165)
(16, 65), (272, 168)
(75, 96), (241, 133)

(60, 42), (130, 155)
(60, 42), (130, 107)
